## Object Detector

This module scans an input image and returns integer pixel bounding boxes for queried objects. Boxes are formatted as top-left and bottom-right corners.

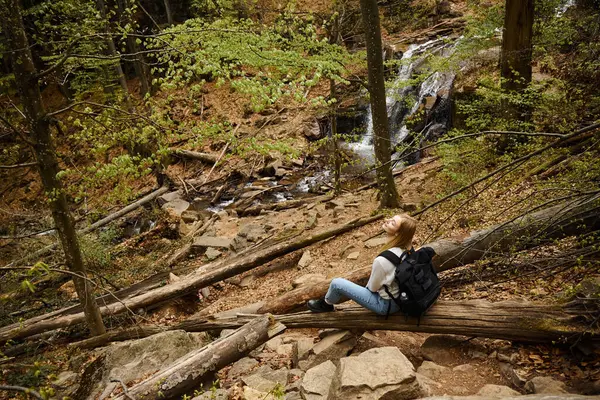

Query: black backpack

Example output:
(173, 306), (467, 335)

(379, 247), (441, 321)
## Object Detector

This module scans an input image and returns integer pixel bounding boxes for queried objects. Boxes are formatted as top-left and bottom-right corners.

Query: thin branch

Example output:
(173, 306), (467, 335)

(0, 385), (44, 400)
(0, 162), (37, 169)
(413, 122), (600, 218)
(35, 40), (79, 80)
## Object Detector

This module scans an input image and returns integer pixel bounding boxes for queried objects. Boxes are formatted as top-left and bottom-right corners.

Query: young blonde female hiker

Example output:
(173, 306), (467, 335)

(307, 214), (418, 315)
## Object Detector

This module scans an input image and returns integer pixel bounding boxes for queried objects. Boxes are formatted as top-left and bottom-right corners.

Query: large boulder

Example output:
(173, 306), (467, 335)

(333, 347), (426, 400)
(301, 330), (356, 370)
(73, 330), (210, 399)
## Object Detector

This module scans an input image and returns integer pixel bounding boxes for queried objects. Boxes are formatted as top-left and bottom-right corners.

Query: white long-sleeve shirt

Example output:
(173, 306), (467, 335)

(366, 247), (406, 300)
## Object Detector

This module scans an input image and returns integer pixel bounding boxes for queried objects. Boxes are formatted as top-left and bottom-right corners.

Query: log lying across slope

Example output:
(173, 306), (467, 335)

(113, 316), (284, 400)
(259, 194), (600, 314)
(72, 300), (599, 350)
(0, 215), (382, 343)
(189, 301), (600, 344)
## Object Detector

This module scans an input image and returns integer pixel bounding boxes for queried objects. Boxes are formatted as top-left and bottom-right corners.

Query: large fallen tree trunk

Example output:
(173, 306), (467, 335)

(0, 215), (381, 343)
(3, 186), (169, 268)
(113, 316), (285, 400)
(259, 194), (600, 314)
(71, 300), (598, 350)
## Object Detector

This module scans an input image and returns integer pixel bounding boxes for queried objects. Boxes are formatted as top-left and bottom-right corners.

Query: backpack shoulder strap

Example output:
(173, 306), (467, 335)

(378, 250), (405, 266)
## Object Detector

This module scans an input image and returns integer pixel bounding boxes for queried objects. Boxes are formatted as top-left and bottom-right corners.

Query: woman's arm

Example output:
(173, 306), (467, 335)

(366, 258), (386, 292)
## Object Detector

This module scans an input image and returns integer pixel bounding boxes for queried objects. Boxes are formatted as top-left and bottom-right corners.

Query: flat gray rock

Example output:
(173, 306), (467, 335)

(364, 236), (389, 249)
(193, 236), (232, 249)
(334, 346), (424, 400)
(300, 360), (337, 400)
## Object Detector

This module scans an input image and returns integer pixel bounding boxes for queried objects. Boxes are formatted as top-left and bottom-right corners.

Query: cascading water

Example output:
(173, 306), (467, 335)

(347, 37), (456, 168)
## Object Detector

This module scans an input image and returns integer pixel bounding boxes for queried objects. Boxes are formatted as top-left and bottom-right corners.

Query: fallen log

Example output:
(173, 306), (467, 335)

(3, 186), (169, 268)
(170, 149), (217, 164)
(71, 300), (598, 351)
(112, 316), (285, 400)
(197, 301), (599, 344)
(258, 194), (600, 314)
(236, 194), (333, 217)
(0, 215), (382, 343)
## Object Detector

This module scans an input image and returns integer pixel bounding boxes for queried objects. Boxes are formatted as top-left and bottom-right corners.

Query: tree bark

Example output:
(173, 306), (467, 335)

(259, 194), (600, 314)
(95, 0), (131, 103)
(191, 302), (598, 344)
(359, 0), (400, 209)
(170, 148), (218, 164)
(163, 0), (173, 25)
(0, 0), (106, 336)
(71, 300), (599, 351)
(0, 215), (382, 343)
(500, 0), (534, 124)
(112, 316), (284, 400)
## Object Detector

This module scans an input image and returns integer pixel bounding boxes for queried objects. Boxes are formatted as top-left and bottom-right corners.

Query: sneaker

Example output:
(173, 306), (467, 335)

(307, 298), (334, 313)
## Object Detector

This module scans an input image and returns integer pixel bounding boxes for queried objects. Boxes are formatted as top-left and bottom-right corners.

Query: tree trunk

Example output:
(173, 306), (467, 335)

(0, 215), (382, 343)
(192, 302), (599, 344)
(113, 316), (284, 400)
(71, 300), (599, 351)
(500, 0), (534, 123)
(95, 0), (131, 103)
(359, 0), (400, 209)
(116, 0), (151, 96)
(259, 194), (600, 314)
(0, 0), (106, 336)
(163, 0), (174, 25)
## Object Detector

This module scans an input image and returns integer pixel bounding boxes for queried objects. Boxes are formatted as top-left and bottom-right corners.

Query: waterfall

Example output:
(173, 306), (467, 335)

(347, 38), (456, 167)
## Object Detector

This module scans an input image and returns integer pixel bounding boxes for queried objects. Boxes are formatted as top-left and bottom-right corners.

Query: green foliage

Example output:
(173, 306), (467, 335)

(146, 15), (355, 112)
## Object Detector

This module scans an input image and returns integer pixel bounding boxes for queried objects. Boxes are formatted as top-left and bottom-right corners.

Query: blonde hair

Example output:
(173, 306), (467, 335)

(383, 214), (417, 251)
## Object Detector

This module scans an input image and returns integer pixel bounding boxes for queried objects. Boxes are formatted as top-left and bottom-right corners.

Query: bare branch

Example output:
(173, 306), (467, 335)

(0, 162), (37, 169)
(413, 122), (600, 218)
(0, 385), (44, 400)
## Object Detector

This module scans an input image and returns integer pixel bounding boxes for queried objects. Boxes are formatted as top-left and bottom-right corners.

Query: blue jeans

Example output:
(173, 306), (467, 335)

(325, 278), (401, 316)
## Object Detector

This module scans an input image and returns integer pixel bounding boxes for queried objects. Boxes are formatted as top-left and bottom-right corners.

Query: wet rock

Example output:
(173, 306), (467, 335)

(334, 347), (425, 400)
(292, 274), (327, 288)
(476, 384), (520, 397)
(364, 236), (389, 249)
(300, 360), (337, 400)
(193, 236), (232, 250)
(300, 118), (323, 141)
(417, 361), (449, 380)
(525, 376), (568, 394)
(298, 251), (313, 268)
